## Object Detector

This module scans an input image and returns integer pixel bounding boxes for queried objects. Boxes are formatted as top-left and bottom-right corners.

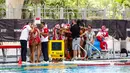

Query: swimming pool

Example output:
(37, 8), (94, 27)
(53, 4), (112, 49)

(0, 60), (130, 73)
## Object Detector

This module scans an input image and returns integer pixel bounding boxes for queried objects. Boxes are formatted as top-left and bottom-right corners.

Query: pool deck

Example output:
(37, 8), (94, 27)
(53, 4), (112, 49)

(0, 58), (130, 66)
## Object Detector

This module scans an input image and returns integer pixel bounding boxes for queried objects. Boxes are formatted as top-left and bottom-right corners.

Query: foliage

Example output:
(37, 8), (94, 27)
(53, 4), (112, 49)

(0, 0), (5, 18)
(0, 0), (5, 4)
(1, 0), (130, 19)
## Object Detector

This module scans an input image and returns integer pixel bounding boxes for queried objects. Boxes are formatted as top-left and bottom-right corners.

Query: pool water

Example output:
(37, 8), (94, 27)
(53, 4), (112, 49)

(0, 63), (129, 73)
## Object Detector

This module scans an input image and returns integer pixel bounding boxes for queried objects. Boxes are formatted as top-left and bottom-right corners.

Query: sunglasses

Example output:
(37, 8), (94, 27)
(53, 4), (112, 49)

(88, 28), (91, 29)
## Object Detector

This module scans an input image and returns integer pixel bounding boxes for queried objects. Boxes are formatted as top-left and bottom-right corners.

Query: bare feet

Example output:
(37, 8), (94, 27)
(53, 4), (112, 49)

(35, 60), (40, 63)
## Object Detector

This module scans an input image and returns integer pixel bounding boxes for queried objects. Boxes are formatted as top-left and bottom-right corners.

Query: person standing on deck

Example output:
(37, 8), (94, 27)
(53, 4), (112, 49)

(20, 22), (34, 63)
(70, 20), (81, 60)
(40, 22), (49, 62)
(29, 24), (41, 63)
(80, 25), (95, 59)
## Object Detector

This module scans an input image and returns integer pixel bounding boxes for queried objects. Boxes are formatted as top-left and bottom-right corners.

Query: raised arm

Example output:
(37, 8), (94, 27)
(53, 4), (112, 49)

(80, 31), (87, 37)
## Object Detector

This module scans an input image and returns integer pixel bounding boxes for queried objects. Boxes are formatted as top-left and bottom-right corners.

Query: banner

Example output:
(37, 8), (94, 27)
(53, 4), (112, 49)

(0, 19), (129, 42)
(116, 20), (127, 40)
(0, 19), (15, 41)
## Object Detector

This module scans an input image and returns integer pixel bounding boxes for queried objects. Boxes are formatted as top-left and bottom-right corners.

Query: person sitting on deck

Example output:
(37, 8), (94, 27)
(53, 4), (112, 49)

(96, 25), (108, 51)
(96, 25), (109, 59)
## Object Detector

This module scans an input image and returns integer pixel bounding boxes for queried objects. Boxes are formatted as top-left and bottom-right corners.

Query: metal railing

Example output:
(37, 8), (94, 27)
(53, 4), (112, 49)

(0, 4), (107, 19)
(123, 9), (130, 20)
(0, 5), (130, 19)
(74, 41), (102, 60)
(86, 41), (101, 58)
(0, 4), (130, 20)
(74, 44), (87, 60)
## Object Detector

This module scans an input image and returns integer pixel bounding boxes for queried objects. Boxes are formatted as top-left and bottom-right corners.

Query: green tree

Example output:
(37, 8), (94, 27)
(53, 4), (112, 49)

(0, 0), (5, 4)
(0, 0), (5, 18)
(2, 0), (130, 19)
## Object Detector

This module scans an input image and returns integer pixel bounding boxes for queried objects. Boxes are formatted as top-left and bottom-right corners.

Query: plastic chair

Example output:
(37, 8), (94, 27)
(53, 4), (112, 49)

(92, 39), (101, 51)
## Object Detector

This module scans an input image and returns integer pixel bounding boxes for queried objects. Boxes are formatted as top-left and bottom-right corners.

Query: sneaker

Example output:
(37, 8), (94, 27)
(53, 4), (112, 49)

(22, 61), (26, 64)
(45, 61), (49, 63)
(22, 61), (30, 64)
(42, 61), (49, 63)
(41, 61), (45, 63)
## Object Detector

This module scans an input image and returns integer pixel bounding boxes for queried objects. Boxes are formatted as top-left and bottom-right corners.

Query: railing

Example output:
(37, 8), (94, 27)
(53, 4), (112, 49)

(86, 41), (101, 58)
(0, 3), (129, 19)
(123, 9), (130, 20)
(74, 44), (87, 60)
(0, 4), (109, 19)
(40, 7), (105, 19)
(74, 41), (102, 60)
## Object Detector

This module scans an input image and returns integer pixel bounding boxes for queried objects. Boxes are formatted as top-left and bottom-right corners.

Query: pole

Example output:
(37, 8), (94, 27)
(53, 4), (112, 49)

(112, 30), (117, 59)
(112, 36), (115, 58)
(60, 7), (63, 19)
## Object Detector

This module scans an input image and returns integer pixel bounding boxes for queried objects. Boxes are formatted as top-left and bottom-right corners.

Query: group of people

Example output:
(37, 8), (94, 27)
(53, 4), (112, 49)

(19, 20), (109, 63)
(70, 20), (109, 60)
(20, 22), (49, 63)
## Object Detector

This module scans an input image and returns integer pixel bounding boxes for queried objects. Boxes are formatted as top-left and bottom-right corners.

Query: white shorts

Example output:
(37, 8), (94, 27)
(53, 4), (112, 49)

(72, 38), (80, 50)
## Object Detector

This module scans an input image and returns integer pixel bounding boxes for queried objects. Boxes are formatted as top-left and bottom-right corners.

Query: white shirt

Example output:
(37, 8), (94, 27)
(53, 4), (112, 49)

(20, 25), (32, 40)
(41, 27), (49, 42)
(85, 30), (95, 42)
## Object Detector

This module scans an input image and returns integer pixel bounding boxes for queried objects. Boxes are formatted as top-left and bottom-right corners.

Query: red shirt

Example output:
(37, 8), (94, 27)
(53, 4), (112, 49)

(41, 27), (49, 42)
(42, 27), (49, 38)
